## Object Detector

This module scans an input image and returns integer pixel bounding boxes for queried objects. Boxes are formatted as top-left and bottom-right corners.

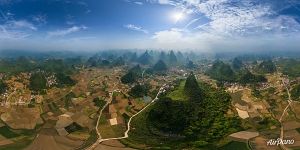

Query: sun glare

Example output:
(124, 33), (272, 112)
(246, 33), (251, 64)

(172, 12), (185, 23)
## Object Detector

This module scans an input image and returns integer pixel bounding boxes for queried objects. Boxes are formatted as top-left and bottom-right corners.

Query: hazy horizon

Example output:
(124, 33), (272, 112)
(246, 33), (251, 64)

(0, 0), (300, 52)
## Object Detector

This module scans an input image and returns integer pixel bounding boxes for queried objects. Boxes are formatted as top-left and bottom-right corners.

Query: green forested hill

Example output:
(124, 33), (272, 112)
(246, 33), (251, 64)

(278, 59), (300, 78)
(256, 60), (276, 74)
(291, 84), (300, 101)
(207, 60), (267, 84)
(126, 73), (242, 149)
(206, 60), (235, 82)
(152, 60), (168, 72)
(121, 65), (143, 84)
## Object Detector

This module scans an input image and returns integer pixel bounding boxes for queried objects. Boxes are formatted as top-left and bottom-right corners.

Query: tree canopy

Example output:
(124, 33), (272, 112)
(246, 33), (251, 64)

(186, 60), (196, 69)
(29, 72), (47, 92)
(0, 80), (7, 94)
(256, 60), (276, 74)
(138, 51), (152, 65)
(153, 60), (168, 73)
(128, 84), (150, 98)
(184, 72), (202, 103)
(148, 76), (242, 143)
(237, 70), (267, 84)
(206, 60), (235, 81)
(291, 84), (300, 101)
(121, 65), (143, 84)
(232, 58), (243, 70)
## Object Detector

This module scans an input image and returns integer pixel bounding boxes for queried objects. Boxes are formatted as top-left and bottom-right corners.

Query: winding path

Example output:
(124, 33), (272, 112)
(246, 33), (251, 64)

(87, 85), (166, 150)
(279, 77), (293, 150)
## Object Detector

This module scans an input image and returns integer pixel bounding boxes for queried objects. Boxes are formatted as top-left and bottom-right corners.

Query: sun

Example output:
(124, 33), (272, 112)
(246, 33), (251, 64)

(172, 12), (185, 23)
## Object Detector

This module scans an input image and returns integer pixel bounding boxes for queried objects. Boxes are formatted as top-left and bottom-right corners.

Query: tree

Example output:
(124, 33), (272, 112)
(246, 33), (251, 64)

(256, 60), (276, 74)
(184, 72), (202, 103)
(93, 97), (106, 108)
(128, 84), (150, 98)
(232, 58), (243, 70)
(186, 60), (196, 69)
(56, 73), (76, 87)
(0, 80), (7, 94)
(238, 70), (267, 84)
(121, 71), (136, 84)
(291, 84), (300, 101)
(121, 65), (143, 84)
(159, 51), (167, 62)
(147, 77), (241, 142)
(112, 57), (125, 66)
(29, 72), (47, 92)
(168, 50), (177, 65)
(138, 51), (152, 65)
(206, 60), (235, 82)
(148, 97), (189, 134)
(153, 60), (168, 72)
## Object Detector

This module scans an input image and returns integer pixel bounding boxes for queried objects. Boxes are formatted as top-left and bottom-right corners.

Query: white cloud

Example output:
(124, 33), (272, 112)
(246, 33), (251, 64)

(0, 26), (30, 39)
(147, 0), (300, 37)
(0, 20), (36, 40)
(151, 28), (219, 50)
(124, 24), (149, 34)
(158, 0), (170, 4)
(6, 20), (37, 31)
(152, 28), (183, 43)
(145, 0), (176, 5)
(32, 14), (47, 25)
(134, 1), (143, 5)
(47, 26), (87, 37)
(150, 27), (300, 52)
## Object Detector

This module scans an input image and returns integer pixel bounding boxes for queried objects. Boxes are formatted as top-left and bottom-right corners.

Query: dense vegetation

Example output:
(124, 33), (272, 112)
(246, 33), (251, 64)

(256, 60), (276, 74)
(138, 51), (153, 65)
(206, 60), (235, 82)
(291, 84), (300, 101)
(278, 59), (300, 78)
(168, 50), (177, 65)
(147, 73), (242, 148)
(186, 60), (196, 69)
(0, 58), (36, 74)
(121, 65), (143, 84)
(184, 73), (202, 103)
(56, 73), (76, 87)
(232, 58), (243, 70)
(0, 57), (77, 91)
(207, 60), (267, 84)
(237, 70), (267, 84)
(128, 84), (150, 98)
(0, 80), (7, 94)
(93, 97), (106, 108)
(152, 60), (168, 73)
(29, 72), (47, 93)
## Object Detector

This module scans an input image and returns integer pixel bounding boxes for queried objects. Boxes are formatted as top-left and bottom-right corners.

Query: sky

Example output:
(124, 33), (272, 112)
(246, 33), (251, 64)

(0, 0), (300, 52)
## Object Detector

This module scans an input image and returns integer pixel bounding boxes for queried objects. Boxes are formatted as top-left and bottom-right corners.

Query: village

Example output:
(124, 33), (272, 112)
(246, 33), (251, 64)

(0, 65), (185, 150)
(0, 58), (300, 150)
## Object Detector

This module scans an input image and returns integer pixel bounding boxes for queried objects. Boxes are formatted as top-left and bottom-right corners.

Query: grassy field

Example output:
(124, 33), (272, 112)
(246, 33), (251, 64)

(0, 124), (38, 150)
(230, 91), (242, 103)
(98, 124), (126, 139)
(219, 141), (249, 150)
(0, 136), (34, 150)
(0, 126), (19, 138)
(167, 81), (188, 101)
(76, 130), (98, 150)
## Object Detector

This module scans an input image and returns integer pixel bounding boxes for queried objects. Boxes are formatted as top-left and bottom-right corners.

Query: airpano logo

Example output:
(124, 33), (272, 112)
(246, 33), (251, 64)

(267, 138), (294, 146)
